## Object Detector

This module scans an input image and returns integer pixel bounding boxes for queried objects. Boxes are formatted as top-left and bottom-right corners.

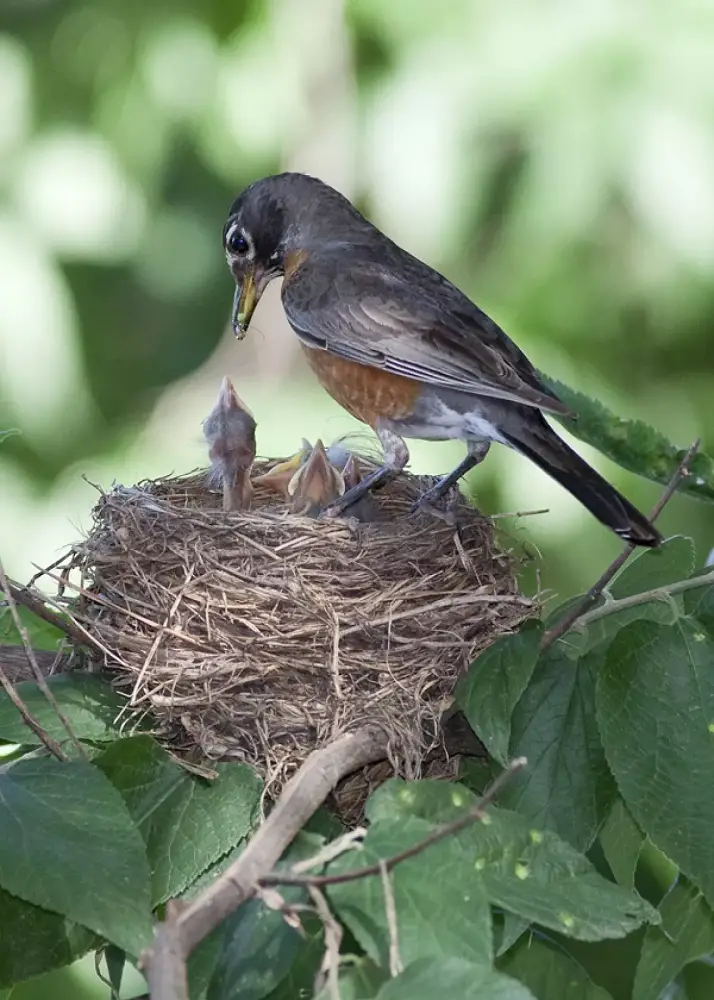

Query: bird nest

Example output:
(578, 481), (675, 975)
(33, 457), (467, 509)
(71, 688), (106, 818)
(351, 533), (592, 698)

(59, 457), (533, 800)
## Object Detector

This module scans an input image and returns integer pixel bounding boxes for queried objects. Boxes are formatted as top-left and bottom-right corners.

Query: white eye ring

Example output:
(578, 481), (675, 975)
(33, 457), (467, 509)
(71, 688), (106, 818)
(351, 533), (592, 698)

(225, 223), (254, 261)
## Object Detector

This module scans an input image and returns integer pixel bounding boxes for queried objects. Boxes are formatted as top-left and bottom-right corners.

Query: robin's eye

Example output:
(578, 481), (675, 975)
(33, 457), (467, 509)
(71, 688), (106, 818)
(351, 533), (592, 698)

(228, 229), (251, 256)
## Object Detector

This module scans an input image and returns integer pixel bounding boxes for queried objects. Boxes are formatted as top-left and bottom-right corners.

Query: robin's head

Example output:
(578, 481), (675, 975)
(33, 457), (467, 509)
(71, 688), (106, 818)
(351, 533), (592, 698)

(223, 173), (370, 337)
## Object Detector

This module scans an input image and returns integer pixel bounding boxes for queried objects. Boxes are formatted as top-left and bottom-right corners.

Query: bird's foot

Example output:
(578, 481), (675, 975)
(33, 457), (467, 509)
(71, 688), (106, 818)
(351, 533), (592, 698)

(321, 465), (391, 519)
(410, 484), (461, 526)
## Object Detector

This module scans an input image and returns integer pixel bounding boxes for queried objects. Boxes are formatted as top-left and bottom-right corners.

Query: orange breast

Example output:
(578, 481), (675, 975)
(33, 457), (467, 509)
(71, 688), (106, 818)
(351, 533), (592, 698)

(301, 346), (421, 428)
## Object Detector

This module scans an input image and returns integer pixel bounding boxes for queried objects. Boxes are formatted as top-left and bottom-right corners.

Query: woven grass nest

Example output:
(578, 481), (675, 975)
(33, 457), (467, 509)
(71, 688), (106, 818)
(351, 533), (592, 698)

(63, 450), (533, 803)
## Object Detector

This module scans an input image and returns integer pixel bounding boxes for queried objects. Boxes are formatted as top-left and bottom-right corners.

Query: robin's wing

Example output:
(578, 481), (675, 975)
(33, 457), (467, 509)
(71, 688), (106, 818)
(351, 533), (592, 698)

(282, 261), (572, 416)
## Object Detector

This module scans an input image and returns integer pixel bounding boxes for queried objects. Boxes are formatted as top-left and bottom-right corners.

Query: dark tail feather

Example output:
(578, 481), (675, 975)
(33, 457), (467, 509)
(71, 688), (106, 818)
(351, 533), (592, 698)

(502, 416), (661, 548)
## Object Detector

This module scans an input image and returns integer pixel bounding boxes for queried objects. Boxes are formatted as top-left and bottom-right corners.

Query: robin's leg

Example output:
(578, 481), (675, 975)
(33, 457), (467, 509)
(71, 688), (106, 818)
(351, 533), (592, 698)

(411, 440), (491, 517)
(322, 423), (409, 517)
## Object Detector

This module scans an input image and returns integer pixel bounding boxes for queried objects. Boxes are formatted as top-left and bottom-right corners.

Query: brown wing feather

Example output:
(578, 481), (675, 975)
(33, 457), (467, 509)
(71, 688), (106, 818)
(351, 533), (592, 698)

(282, 255), (573, 417)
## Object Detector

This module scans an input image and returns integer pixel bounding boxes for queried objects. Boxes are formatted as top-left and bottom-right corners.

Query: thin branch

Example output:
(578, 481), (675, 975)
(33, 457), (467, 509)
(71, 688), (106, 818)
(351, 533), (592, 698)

(0, 562), (86, 758)
(573, 570), (714, 629)
(309, 885), (343, 1000)
(261, 756), (527, 889)
(140, 725), (389, 996)
(541, 438), (701, 650)
(2, 576), (93, 649)
(380, 861), (402, 977)
(0, 667), (67, 760)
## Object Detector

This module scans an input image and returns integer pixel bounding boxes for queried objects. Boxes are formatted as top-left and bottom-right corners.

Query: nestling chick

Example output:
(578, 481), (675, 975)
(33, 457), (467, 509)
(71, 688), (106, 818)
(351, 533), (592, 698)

(287, 439), (345, 517)
(252, 439), (312, 497)
(202, 376), (256, 511)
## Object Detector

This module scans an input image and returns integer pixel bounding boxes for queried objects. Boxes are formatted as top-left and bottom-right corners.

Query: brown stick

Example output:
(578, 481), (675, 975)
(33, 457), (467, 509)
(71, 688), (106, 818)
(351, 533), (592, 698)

(3, 577), (92, 649)
(0, 562), (86, 757)
(540, 438), (701, 650)
(140, 725), (389, 996)
(260, 755), (526, 889)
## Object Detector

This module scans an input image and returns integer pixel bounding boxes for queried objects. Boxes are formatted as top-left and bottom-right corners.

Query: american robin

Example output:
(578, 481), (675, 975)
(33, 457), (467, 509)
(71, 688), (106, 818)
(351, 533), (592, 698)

(222, 172), (660, 546)
(202, 376), (256, 511)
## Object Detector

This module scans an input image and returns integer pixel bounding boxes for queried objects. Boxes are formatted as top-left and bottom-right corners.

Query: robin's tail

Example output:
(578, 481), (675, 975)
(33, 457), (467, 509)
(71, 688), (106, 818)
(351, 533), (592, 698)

(501, 414), (661, 547)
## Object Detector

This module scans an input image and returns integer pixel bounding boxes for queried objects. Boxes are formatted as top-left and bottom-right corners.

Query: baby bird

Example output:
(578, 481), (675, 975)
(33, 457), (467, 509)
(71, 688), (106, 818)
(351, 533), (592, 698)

(202, 376), (256, 511)
(287, 439), (345, 517)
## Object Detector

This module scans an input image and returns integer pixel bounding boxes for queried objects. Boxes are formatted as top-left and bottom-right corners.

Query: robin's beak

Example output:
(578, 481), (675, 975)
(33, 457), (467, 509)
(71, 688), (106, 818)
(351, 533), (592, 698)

(232, 267), (266, 339)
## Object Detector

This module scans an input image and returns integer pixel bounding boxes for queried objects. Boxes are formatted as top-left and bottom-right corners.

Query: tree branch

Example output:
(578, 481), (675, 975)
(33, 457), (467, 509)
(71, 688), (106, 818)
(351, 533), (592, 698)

(541, 438), (701, 650)
(260, 756), (526, 889)
(571, 570), (714, 629)
(140, 725), (389, 997)
(3, 575), (99, 651)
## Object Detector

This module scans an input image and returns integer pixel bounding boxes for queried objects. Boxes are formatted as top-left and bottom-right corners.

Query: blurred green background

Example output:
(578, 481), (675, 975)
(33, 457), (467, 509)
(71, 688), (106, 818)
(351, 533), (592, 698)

(1, 0), (713, 993)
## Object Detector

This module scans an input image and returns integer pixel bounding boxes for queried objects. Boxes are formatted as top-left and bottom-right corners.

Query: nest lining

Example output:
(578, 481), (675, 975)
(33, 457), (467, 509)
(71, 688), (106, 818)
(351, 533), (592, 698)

(60, 458), (532, 788)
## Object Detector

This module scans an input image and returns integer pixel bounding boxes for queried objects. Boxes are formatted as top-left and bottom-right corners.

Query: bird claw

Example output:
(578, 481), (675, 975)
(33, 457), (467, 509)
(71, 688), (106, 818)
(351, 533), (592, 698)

(410, 487), (460, 526)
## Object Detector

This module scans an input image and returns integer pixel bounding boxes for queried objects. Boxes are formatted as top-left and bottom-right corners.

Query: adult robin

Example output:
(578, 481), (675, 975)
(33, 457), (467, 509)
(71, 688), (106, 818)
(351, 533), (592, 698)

(222, 172), (660, 547)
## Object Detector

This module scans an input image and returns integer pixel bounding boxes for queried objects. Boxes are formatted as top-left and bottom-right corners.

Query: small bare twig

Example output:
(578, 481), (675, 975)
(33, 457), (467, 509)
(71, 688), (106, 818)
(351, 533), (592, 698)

(309, 885), (343, 1000)
(290, 827), (366, 875)
(380, 861), (402, 977)
(260, 756), (527, 889)
(573, 570), (714, 629)
(0, 667), (67, 760)
(540, 439), (700, 650)
(2, 575), (94, 650)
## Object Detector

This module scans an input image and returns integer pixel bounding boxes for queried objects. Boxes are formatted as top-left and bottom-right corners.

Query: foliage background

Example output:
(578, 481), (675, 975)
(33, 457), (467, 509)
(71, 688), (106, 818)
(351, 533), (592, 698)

(1, 1), (714, 995)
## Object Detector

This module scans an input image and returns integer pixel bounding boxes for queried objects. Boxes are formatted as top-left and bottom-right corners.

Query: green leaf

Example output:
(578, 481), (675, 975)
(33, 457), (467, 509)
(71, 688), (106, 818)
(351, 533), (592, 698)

(633, 877), (714, 1000)
(499, 934), (614, 999)
(610, 536), (695, 598)
(262, 933), (326, 1000)
(597, 620), (714, 909)
(327, 814), (493, 972)
(0, 601), (66, 652)
(0, 674), (127, 745)
(366, 779), (657, 941)
(455, 621), (543, 765)
(0, 757), (153, 955)
(499, 645), (616, 851)
(541, 376), (714, 503)
(0, 887), (95, 988)
(494, 912), (530, 957)
(207, 833), (323, 1000)
(104, 944), (125, 996)
(684, 578), (714, 636)
(313, 958), (388, 1000)
(187, 928), (227, 1000)
(373, 959), (537, 1000)
(600, 799), (644, 889)
(96, 735), (262, 903)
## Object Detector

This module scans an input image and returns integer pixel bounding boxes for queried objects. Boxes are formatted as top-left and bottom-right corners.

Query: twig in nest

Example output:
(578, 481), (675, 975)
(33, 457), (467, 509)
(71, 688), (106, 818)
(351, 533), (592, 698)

(380, 860), (402, 977)
(309, 885), (343, 1000)
(540, 438), (700, 650)
(140, 725), (389, 999)
(261, 756), (527, 889)
(0, 561), (83, 758)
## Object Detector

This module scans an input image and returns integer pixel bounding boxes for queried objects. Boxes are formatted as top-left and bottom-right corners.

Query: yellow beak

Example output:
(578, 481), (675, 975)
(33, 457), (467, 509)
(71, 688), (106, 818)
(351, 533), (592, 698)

(232, 271), (259, 339)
